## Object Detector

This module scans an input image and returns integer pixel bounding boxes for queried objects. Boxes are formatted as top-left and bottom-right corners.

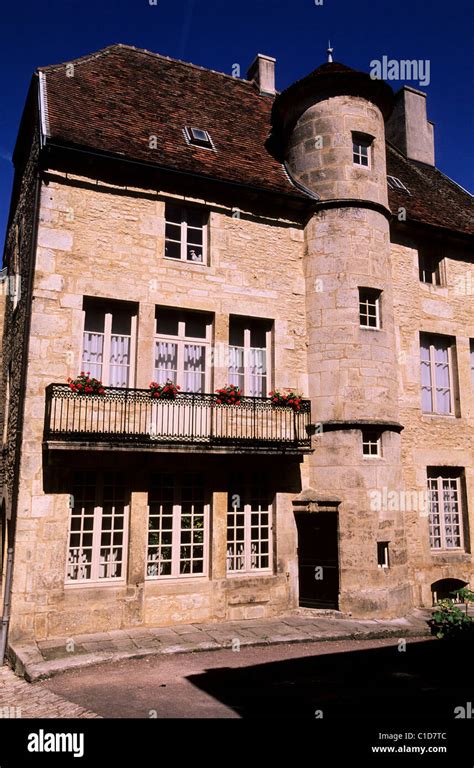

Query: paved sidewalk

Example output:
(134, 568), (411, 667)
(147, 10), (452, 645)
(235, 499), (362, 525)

(0, 666), (100, 718)
(8, 609), (431, 682)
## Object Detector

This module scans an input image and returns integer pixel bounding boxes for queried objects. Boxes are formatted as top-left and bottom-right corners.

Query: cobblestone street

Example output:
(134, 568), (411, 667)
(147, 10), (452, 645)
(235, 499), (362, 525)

(0, 666), (100, 719)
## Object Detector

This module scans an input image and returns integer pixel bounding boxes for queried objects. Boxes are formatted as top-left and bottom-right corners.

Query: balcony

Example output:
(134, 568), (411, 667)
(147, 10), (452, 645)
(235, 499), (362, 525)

(43, 384), (313, 454)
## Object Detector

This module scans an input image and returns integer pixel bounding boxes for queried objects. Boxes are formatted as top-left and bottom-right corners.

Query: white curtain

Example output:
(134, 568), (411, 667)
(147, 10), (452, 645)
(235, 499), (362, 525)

(249, 347), (266, 397)
(110, 334), (130, 388)
(434, 344), (451, 414)
(184, 344), (205, 392)
(154, 341), (178, 384)
(82, 332), (104, 381)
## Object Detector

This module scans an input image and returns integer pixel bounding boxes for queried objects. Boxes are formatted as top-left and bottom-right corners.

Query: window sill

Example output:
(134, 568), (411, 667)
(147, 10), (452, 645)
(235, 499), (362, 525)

(359, 325), (381, 331)
(164, 256), (208, 269)
(429, 550), (470, 561)
(65, 580), (127, 589)
(421, 412), (458, 420)
(226, 570), (273, 579)
(145, 575), (208, 583)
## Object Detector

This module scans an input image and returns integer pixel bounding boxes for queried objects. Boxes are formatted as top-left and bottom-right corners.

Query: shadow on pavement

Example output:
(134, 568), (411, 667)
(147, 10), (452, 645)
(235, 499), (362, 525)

(186, 638), (472, 720)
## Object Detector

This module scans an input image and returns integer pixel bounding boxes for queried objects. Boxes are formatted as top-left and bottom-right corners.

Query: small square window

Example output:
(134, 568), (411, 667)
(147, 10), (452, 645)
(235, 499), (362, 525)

(164, 204), (207, 264)
(185, 126), (214, 150)
(362, 429), (382, 457)
(359, 288), (381, 329)
(377, 541), (390, 568)
(419, 251), (442, 285)
(352, 133), (373, 167)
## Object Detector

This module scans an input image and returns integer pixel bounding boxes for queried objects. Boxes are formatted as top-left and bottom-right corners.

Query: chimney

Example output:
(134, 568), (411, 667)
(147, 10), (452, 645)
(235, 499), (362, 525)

(247, 54), (276, 96)
(386, 86), (435, 166)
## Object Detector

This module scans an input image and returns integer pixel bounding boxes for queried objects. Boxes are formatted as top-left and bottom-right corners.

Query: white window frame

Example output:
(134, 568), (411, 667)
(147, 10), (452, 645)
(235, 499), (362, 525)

(352, 134), (372, 168)
(226, 486), (273, 576)
(228, 319), (272, 397)
(420, 335), (454, 415)
(359, 288), (381, 329)
(81, 304), (137, 388)
(387, 176), (410, 194)
(427, 474), (464, 551)
(146, 474), (209, 580)
(66, 473), (129, 585)
(164, 204), (208, 265)
(362, 429), (382, 458)
(154, 310), (212, 393)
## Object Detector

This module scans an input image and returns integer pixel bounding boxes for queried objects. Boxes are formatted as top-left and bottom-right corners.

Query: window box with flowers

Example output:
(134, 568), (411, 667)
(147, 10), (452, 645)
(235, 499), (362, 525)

(149, 379), (181, 400)
(269, 389), (303, 411)
(215, 384), (242, 406)
(67, 372), (105, 395)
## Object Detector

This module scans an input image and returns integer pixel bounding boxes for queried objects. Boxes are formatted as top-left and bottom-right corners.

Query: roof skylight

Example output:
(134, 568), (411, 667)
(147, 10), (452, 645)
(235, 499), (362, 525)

(387, 175), (411, 194)
(184, 126), (214, 150)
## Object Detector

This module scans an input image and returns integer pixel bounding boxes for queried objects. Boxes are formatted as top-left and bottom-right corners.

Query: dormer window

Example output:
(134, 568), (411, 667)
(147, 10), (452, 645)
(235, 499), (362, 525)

(184, 126), (214, 150)
(352, 133), (373, 167)
(387, 175), (411, 194)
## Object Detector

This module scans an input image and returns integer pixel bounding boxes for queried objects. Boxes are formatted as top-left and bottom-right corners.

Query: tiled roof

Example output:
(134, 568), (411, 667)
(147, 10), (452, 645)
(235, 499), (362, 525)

(38, 45), (473, 235)
(39, 44), (301, 198)
(386, 144), (473, 236)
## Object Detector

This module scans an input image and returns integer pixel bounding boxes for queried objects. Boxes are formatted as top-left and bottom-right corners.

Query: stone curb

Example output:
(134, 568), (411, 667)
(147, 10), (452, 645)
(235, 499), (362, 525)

(8, 622), (431, 683)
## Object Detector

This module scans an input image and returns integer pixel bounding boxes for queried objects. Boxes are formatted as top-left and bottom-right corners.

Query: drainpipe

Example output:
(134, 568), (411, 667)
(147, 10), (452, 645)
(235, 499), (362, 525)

(0, 167), (41, 664)
(0, 548), (14, 661)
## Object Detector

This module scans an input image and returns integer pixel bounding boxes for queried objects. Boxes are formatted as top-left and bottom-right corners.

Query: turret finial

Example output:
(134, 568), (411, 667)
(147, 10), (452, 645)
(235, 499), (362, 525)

(327, 40), (334, 63)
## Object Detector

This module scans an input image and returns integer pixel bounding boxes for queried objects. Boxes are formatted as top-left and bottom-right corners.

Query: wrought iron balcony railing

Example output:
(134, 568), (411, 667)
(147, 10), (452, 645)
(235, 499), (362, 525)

(44, 384), (312, 452)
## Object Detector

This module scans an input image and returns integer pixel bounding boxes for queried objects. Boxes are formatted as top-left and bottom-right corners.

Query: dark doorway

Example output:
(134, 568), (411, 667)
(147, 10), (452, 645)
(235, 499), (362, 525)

(296, 512), (339, 609)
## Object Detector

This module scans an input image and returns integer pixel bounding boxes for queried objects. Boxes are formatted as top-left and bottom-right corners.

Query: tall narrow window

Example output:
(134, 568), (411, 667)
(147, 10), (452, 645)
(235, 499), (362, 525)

(82, 300), (137, 387)
(470, 340), (474, 388)
(427, 470), (465, 551)
(359, 288), (381, 329)
(228, 317), (272, 397)
(352, 133), (373, 167)
(154, 309), (212, 392)
(147, 473), (208, 578)
(164, 203), (207, 264)
(66, 472), (129, 583)
(420, 334), (455, 415)
(419, 250), (443, 285)
(227, 476), (272, 575)
(377, 542), (390, 568)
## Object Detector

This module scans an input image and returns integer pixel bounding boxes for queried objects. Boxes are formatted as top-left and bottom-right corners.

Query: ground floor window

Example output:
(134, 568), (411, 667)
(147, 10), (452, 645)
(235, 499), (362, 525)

(226, 475), (273, 574)
(147, 473), (208, 578)
(427, 470), (465, 551)
(67, 472), (129, 583)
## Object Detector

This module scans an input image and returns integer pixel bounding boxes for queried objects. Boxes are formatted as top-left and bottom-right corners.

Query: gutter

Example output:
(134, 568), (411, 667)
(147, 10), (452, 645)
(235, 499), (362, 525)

(42, 139), (311, 207)
(0, 169), (41, 664)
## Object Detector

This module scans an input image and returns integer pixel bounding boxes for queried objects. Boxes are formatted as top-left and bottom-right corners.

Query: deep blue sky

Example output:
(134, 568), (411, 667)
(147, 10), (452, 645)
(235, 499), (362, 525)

(1, 0), (473, 246)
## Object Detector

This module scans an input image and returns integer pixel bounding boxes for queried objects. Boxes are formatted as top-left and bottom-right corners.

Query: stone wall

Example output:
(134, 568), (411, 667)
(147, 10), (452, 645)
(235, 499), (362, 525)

(390, 233), (474, 607)
(8, 171), (309, 640)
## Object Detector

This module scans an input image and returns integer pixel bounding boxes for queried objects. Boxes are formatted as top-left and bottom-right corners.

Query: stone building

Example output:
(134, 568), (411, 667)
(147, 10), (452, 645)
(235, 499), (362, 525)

(0, 45), (472, 650)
